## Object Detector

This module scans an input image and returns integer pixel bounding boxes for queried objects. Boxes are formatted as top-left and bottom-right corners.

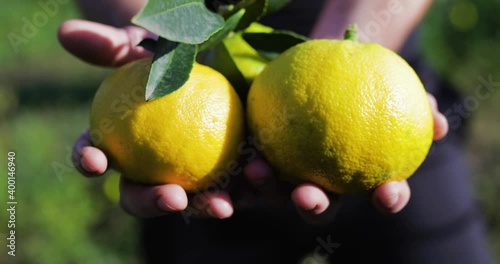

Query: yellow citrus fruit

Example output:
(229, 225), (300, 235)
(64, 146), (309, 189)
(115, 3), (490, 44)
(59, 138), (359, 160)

(89, 58), (245, 191)
(247, 38), (434, 195)
(222, 22), (273, 84)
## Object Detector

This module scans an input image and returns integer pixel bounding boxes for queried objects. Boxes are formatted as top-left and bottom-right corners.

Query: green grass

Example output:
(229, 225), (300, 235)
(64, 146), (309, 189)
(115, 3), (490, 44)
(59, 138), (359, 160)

(0, 2), (144, 263)
(0, 0), (77, 65)
(0, 107), (142, 264)
(420, 1), (500, 260)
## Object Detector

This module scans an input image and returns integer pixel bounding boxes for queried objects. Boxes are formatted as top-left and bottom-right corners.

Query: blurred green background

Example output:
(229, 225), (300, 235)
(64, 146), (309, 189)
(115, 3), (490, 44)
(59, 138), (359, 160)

(0, 0), (499, 263)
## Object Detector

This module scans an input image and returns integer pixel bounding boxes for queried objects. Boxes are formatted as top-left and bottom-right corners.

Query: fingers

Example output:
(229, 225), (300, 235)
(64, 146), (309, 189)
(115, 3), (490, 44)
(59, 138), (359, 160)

(291, 179), (411, 224)
(120, 178), (234, 219)
(427, 93), (449, 140)
(372, 180), (411, 214)
(58, 19), (154, 67)
(243, 158), (286, 207)
(72, 130), (108, 177)
(244, 158), (274, 186)
(191, 191), (234, 219)
(74, 128), (234, 219)
(291, 183), (340, 225)
(80, 147), (108, 175)
(119, 177), (188, 218)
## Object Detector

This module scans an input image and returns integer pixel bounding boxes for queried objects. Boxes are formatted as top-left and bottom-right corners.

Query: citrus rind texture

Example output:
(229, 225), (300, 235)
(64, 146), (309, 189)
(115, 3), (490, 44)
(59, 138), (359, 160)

(247, 40), (434, 194)
(90, 58), (245, 191)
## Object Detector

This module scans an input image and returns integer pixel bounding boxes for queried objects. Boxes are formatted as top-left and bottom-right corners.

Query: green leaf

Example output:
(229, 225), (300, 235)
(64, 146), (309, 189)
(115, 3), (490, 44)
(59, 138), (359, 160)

(223, 0), (268, 31)
(198, 9), (246, 52)
(145, 38), (197, 101)
(265, 0), (290, 15)
(242, 30), (308, 60)
(132, 0), (225, 44)
(210, 42), (249, 103)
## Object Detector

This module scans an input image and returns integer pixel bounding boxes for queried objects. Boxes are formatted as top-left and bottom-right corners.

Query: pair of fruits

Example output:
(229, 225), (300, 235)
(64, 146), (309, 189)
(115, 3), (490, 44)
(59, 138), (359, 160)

(89, 26), (433, 195)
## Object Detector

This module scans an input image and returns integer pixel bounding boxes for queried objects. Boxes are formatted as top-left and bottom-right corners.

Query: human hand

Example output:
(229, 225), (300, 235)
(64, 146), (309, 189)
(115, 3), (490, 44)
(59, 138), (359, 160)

(61, 19), (238, 219)
(236, 94), (448, 225)
(61, 19), (449, 223)
(281, 93), (448, 224)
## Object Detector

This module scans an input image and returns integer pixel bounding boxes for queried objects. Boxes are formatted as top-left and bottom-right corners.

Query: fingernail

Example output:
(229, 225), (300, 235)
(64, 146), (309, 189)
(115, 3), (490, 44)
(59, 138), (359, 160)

(157, 198), (177, 212)
(385, 183), (401, 209)
(386, 193), (399, 210)
(436, 114), (447, 128)
(434, 114), (449, 140)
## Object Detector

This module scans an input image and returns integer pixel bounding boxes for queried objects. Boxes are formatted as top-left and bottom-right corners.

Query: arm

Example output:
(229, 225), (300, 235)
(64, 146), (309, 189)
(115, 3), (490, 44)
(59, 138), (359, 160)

(310, 0), (434, 51)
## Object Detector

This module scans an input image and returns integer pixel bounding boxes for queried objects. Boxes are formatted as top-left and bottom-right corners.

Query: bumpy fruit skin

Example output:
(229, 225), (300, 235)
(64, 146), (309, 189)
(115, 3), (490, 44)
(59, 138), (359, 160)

(246, 39), (434, 194)
(90, 58), (245, 191)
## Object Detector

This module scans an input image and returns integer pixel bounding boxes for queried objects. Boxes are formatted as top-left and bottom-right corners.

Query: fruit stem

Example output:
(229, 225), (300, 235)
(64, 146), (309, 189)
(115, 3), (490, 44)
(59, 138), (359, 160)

(344, 24), (359, 42)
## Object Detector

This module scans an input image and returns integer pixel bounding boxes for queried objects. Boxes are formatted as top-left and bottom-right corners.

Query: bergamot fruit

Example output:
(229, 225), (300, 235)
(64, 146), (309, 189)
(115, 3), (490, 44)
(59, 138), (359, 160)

(89, 58), (245, 191)
(246, 27), (434, 194)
